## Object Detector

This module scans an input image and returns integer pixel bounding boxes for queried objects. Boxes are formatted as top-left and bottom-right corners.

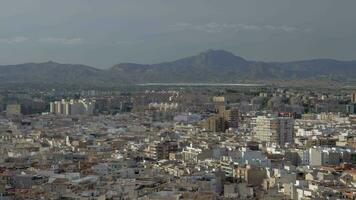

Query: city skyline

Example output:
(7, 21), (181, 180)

(0, 1), (355, 199)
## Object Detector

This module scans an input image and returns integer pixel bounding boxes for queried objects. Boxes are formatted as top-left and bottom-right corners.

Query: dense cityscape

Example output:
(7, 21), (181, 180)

(1, 1), (356, 199)
(0, 86), (355, 199)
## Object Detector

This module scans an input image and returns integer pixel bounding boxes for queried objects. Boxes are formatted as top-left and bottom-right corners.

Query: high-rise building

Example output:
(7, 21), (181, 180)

(6, 104), (21, 116)
(55, 101), (63, 114)
(50, 99), (95, 116)
(0, 96), (4, 112)
(352, 92), (356, 103)
(182, 144), (202, 163)
(213, 96), (226, 104)
(145, 140), (178, 161)
(203, 116), (226, 132)
(229, 108), (240, 128)
(49, 102), (55, 113)
(309, 148), (341, 167)
(218, 106), (239, 128)
(346, 92), (356, 114)
(254, 116), (294, 146)
(346, 104), (356, 114)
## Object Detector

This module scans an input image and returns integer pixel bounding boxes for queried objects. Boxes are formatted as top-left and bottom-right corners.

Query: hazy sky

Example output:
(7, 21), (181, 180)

(1, 0), (356, 68)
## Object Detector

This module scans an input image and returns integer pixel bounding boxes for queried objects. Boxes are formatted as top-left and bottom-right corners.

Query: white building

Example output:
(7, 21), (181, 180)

(309, 147), (343, 166)
(50, 99), (95, 116)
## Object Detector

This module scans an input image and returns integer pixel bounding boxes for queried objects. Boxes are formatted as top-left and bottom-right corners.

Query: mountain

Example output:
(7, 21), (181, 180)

(110, 49), (356, 83)
(1, 50), (356, 87)
(111, 50), (250, 83)
(0, 61), (111, 87)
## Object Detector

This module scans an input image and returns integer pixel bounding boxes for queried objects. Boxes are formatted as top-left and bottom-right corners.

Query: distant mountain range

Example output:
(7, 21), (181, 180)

(1, 49), (356, 87)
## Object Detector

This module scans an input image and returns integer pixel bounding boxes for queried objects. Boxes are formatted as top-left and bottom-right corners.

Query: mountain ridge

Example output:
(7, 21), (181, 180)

(1, 49), (356, 87)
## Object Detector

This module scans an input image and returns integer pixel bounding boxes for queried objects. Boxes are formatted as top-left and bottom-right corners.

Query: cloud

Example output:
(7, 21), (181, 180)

(237, 24), (262, 31)
(303, 28), (313, 33)
(170, 22), (237, 33)
(116, 40), (144, 46)
(38, 37), (84, 45)
(169, 23), (309, 34)
(264, 25), (297, 32)
(0, 36), (29, 44)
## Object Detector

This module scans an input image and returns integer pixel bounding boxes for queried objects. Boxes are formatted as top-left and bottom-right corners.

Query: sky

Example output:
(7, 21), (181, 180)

(0, 0), (356, 68)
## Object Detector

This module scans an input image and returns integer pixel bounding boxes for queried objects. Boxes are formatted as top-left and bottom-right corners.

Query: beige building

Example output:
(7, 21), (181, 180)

(6, 104), (21, 116)
(254, 116), (294, 146)
(352, 92), (356, 103)
(213, 96), (226, 104)
(218, 106), (239, 128)
(202, 116), (226, 132)
(181, 144), (202, 163)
